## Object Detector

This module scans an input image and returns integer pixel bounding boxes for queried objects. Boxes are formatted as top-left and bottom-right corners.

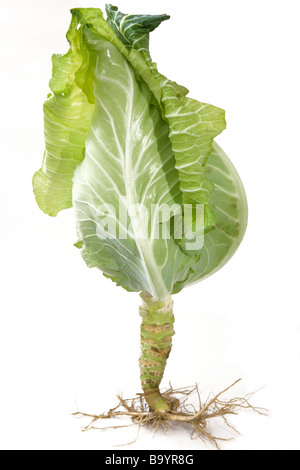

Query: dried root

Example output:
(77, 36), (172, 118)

(72, 379), (267, 449)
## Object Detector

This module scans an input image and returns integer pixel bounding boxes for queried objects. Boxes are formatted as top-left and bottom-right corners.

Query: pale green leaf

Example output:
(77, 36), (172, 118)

(73, 34), (198, 298)
(32, 15), (94, 216)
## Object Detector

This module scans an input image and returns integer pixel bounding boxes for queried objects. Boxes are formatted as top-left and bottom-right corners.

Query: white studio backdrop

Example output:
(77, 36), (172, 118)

(0, 0), (299, 450)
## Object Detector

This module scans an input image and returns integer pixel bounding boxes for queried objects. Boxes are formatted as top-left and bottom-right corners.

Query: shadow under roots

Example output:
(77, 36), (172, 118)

(72, 379), (267, 449)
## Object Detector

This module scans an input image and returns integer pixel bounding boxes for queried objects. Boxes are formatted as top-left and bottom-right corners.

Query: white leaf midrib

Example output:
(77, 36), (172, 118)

(123, 61), (168, 301)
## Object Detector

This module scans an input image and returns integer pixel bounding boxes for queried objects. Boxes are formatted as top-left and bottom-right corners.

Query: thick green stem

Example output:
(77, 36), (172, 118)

(139, 291), (175, 413)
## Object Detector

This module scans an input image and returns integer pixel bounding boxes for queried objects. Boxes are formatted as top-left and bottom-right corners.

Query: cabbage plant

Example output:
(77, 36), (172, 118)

(33, 4), (248, 426)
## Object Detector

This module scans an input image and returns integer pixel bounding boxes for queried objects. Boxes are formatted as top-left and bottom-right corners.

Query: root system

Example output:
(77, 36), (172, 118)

(72, 379), (267, 449)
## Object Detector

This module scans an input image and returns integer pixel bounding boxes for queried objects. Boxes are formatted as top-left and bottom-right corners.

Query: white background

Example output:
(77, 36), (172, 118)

(0, 0), (299, 450)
